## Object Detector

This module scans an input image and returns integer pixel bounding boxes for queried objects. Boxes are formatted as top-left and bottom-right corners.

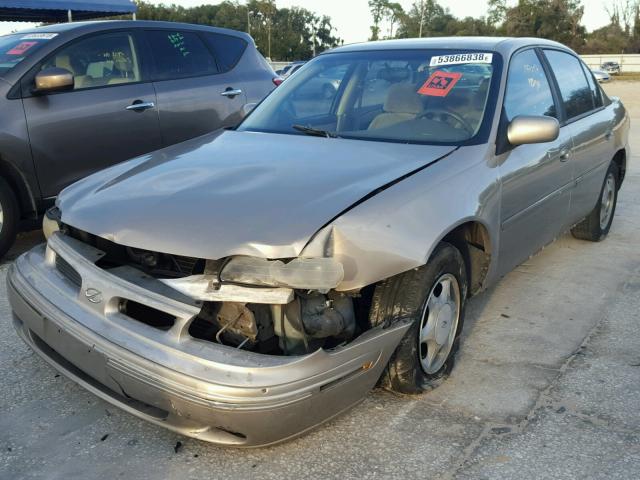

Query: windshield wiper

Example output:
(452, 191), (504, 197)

(292, 124), (338, 138)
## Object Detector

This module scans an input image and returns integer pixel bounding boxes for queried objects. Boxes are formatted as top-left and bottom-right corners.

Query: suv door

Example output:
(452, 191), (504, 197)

(22, 31), (161, 198)
(496, 48), (574, 276)
(144, 29), (247, 146)
(542, 49), (616, 227)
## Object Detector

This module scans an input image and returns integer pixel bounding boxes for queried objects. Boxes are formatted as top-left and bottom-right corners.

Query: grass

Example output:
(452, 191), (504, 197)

(609, 72), (640, 81)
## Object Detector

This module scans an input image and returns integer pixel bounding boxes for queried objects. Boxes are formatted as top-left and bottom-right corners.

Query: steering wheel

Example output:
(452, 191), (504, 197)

(418, 109), (475, 135)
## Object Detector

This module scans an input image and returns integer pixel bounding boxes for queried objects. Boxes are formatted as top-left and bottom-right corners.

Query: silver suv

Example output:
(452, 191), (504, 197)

(0, 20), (277, 256)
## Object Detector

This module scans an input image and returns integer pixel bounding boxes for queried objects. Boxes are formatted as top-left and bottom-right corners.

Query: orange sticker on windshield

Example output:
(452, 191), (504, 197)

(418, 71), (462, 97)
(7, 41), (37, 55)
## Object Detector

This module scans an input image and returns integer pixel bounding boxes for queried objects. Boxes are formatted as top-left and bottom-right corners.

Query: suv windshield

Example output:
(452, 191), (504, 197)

(0, 33), (57, 75)
(239, 49), (501, 145)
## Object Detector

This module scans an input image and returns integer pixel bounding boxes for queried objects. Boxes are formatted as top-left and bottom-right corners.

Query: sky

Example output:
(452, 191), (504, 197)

(0, 0), (617, 42)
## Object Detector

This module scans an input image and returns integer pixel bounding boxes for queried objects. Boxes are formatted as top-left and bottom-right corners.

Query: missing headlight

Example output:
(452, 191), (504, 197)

(220, 256), (344, 292)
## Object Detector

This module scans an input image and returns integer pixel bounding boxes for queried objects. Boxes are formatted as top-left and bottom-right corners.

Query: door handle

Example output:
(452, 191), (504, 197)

(559, 149), (571, 162)
(126, 101), (155, 112)
(221, 88), (242, 98)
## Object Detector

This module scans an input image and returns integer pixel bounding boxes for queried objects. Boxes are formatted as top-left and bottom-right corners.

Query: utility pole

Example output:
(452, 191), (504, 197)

(268, 18), (271, 59)
(418, 0), (425, 37)
(312, 24), (316, 57)
(247, 9), (251, 35)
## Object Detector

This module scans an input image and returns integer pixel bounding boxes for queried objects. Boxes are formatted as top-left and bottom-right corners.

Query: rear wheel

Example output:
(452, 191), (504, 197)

(571, 162), (619, 242)
(0, 177), (18, 258)
(369, 242), (467, 394)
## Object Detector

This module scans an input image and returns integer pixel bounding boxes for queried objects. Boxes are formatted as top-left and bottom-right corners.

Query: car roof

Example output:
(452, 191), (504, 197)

(12, 20), (252, 42)
(326, 37), (573, 58)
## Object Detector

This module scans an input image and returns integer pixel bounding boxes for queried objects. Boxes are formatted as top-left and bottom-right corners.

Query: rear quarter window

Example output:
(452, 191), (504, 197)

(146, 30), (218, 80)
(202, 33), (247, 72)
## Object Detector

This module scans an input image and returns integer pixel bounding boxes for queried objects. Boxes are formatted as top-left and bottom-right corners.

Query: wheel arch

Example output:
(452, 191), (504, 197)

(435, 219), (493, 297)
(612, 148), (626, 187)
(0, 158), (38, 220)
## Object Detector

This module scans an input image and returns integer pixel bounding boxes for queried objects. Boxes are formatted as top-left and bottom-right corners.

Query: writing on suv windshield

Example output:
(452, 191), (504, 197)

(239, 49), (500, 145)
(0, 33), (57, 74)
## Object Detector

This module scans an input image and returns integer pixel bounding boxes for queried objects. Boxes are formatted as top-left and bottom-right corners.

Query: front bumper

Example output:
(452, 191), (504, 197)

(9, 234), (409, 447)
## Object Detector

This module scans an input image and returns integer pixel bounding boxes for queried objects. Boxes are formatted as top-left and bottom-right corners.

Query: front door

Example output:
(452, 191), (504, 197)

(22, 31), (162, 198)
(497, 48), (573, 276)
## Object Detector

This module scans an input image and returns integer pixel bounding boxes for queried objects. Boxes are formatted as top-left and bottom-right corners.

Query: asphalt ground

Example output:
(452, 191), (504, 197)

(1, 81), (639, 480)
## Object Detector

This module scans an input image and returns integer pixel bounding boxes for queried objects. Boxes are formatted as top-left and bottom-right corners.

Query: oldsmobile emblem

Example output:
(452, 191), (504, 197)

(84, 288), (103, 304)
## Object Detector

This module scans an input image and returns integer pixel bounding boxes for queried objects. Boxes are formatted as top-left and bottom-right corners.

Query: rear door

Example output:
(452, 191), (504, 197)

(22, 30), (161, 198)
(496, 48), (574, 276)
(144, 29), (247, 146)
(541, 49), (616, 227)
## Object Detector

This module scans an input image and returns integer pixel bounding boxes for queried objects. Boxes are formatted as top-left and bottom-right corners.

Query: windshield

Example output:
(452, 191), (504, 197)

(0, 33), (57, 75)
(239, 49), (501, 145)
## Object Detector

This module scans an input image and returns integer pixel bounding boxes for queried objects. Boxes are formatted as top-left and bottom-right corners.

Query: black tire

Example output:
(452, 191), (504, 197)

(369, 242), (468, 394)
(0, 177), (18, 259)
(571, 162), (619, 242)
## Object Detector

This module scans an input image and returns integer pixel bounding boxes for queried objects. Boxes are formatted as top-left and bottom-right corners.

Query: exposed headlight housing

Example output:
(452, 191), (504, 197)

(220, 256), (344, 292)
(42, 207), (61, 240)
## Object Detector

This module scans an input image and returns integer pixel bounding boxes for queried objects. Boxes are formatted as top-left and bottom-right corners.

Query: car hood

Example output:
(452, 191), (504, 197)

(58, 130), (455, 259)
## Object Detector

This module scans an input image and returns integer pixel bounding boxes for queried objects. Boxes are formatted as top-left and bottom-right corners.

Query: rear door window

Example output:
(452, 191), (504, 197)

(202, 33), (247, 72)
(543, 49), (594, 119)
(503, 49), (557, 121)
(146, 30), (218, 80)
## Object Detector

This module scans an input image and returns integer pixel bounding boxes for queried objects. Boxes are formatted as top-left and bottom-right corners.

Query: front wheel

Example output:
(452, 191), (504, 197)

(571, 162), (619, 242)
(369, 242), (468, 394)
(0, 177), (18, 259)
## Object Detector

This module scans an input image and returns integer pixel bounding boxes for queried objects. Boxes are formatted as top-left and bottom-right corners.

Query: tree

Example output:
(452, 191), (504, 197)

(503, 0), (586, 51)
(582, 23), (628, 53)
(368, 0), (388, 40)
(487, 0), (507, 28)
(127, 1), (340, 60)
(385, 2), (405, 38)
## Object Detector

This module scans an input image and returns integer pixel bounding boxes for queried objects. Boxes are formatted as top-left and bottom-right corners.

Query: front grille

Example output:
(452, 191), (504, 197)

(55, 255), (81, 287)
(171, 255), (200, 275)
(66, 226), (205, 278)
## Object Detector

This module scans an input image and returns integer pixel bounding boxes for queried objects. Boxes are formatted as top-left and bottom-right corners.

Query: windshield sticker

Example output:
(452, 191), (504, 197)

(430, 53), (493, 67)
(21, 33), (58, 40)
(418, 71), (462, 97)
(7, 41), (37, 55)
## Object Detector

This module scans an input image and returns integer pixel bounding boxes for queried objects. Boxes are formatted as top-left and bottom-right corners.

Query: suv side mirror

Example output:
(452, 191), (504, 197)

(34, 68), (74, 93)
(507, 115), (560, 146)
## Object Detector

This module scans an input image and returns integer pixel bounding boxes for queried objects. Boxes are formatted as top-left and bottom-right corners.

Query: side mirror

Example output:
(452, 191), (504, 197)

(34, 67), (74, 93)
(507, 115), (559, 146)
(241, 102), (257, 118)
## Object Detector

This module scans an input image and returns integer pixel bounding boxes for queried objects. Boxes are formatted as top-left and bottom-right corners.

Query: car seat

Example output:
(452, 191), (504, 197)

(368, 83), (423, 130)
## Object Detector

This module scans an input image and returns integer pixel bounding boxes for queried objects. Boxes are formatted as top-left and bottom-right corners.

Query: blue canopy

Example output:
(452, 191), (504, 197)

(0, 0), (137, 22)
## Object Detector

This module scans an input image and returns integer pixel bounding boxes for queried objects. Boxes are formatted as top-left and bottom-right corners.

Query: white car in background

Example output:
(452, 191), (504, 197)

(591, 69), (611, 83)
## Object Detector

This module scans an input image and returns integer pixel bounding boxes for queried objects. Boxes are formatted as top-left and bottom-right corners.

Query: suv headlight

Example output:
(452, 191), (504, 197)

(42, 207), (61, 240)
(220, 256), (344, 292)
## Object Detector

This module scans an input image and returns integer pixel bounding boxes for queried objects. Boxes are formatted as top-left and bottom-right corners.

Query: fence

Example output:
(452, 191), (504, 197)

(272, 55), (640, 74)
(270, 61), (290, 73)
(581, 54), (640, 72)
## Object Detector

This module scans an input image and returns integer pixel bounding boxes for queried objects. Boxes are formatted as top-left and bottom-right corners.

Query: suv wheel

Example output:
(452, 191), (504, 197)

(0, 177), (18, 258)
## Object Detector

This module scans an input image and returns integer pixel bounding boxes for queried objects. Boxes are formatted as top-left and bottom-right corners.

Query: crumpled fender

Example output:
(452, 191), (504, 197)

(303, 145), (501, 291)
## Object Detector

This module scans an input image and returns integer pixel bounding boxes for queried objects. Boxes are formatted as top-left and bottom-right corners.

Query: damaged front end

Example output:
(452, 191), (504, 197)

(9, 228), (410, 446)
